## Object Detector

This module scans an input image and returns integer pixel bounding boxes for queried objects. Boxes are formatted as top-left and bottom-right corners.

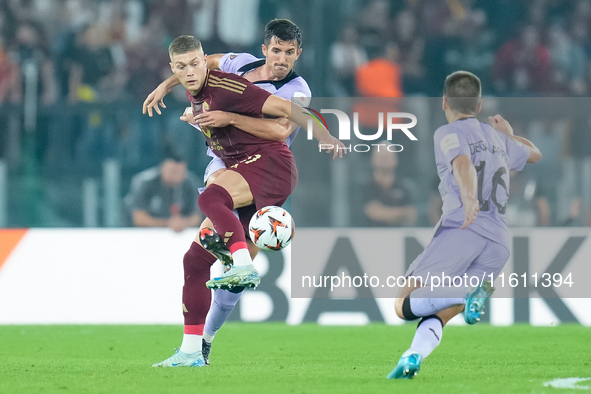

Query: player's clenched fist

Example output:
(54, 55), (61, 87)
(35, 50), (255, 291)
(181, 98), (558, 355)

(488, 114), (513, 136)
(461, 195), (480, 229)
(180, 107), (198, 124)
(195, 111), (235, 128)
(318, 135), (347, 159)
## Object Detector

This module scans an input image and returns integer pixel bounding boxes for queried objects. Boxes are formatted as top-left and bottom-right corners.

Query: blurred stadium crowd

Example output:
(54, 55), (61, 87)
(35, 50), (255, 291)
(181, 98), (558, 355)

(1, 0), (590, 227)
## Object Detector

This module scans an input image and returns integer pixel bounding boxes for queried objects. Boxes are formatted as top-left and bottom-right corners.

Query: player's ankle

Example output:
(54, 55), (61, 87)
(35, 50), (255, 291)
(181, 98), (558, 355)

(230, 247), (253, 267)
(203, 331), (215, 343)
(180, 332), (203, 354)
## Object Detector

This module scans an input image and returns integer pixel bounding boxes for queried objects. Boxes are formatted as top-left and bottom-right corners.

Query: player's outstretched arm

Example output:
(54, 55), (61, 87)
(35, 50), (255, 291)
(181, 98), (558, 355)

(142, 75), (181, 117)
(133, 210), (171, 228)
(192, 110), (292, 141)
(206, 54), (224, 70)
(488, 115), (542, 163)
(142, 54), (224, 117)
(261, 95), (347, 159)
(452, 155), (480, 229)
(364, 201), (417, 225)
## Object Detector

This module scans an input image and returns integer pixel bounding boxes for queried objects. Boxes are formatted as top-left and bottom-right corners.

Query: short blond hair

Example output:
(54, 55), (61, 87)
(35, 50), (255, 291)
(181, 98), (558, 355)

(169, 35), (203, 58)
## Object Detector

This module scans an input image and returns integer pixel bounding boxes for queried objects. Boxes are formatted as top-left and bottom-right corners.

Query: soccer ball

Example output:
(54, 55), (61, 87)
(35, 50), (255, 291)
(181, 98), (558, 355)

(248, 206), (295, 251)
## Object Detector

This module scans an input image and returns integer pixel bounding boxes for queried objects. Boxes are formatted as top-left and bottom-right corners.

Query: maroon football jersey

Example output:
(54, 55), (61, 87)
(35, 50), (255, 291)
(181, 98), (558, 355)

(185, 70), (289, 165)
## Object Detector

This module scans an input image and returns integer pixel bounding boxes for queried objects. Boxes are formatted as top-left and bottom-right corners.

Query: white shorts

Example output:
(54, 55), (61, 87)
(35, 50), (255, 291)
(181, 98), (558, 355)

(203, 155), (227, 185)
(405, 226), (509, 285)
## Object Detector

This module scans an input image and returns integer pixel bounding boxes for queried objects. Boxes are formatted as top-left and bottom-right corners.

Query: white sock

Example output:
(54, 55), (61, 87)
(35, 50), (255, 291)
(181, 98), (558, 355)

(203, 289), (243, 342)
(409, 286), (467, 316)
(405, 317), (443, 359)
(179, 333), (202, 354)
(203, 331), (215, 343)
(231, 248), (252, 267)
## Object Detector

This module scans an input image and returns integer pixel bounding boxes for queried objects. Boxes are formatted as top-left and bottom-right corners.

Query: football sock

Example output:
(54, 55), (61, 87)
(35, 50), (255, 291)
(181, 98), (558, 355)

(181, 242), (217, 352)
(198, 184), (252, 267)
(404, 316), (443, 359)
(231, 248), (252, 267)
(180, 332), (203, 354)
(203, 331), (215, 343)
(409, 286), (466, 316)
(204, 289), (244, 342)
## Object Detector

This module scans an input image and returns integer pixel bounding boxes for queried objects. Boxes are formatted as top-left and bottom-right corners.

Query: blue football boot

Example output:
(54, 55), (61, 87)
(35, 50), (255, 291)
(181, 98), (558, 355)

(387, 353), (422, 379)
(464, 281), (494, 324)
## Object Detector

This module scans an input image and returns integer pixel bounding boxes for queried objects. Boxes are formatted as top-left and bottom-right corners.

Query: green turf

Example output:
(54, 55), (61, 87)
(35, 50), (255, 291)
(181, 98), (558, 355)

(1, 323), (590, 393)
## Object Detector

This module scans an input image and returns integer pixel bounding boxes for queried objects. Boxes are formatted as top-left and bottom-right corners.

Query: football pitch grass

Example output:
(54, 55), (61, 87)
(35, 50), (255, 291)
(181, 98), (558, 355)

(1, 323), (590, 393)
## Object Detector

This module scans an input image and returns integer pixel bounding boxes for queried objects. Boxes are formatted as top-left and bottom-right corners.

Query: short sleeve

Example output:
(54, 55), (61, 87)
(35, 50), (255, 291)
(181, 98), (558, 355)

(362, 182), (380, 205)
(222, 78), (273, 116)
(131, 180), (150, 212)
(434, 126), (471, 165)
(219, 52), (259, 74)
(285, 78), (312, 108)
(397, 184), (412, 206)
(290, 90), (312, 108)
(505, 136), (531, 171)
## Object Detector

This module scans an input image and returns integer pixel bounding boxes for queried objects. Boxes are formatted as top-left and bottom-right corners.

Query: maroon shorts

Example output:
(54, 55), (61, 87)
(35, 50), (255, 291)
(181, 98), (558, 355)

(225, 146), (298, 210)
(236, 205), (258, 235)
(226, 147), (297, 235)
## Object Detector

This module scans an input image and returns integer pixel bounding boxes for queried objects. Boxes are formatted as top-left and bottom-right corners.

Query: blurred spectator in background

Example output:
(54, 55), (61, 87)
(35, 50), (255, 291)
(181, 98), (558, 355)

(125, 13), (171, 100)
(363, 147), (416, 227)
(61, 23), (126, 104)
(497, 117), (551, 226)
(149, 0), (192, 39)
(525, 0), (547, 30)
(443, 9), (495, 91)
(192, 0), (260, 53)
(507, 169), (551, 227)
(528, 117), (565, 217)
(357, 0), (391, 55)
(420, 0), (488, 94)
(391, 9), (426, 94)
(12, 21), (57, 106)
(356, 43), (402, 98)
(493, 25), (552, 94)
(125, 154), (202, 232)
(548, 23), (587, 95)
(561, 198), (584, 226)
(421, 0), (454, 38)
(218, 0), (260, 50)
(330, 25), (367, 96)
(561, 112), (591, 227)
(0, 35), (19, 104)
(354, 43), (403, 131)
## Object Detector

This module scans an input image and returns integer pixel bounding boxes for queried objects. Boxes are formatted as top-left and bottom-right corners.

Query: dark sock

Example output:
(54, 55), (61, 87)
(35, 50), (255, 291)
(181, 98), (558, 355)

(182, 242), (217, 326)
(198, 184), (248, 253)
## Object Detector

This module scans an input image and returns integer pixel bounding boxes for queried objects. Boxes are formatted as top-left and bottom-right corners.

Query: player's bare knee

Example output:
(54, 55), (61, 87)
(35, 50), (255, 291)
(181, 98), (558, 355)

(194, 218), (214, 245)
(394, 298), (405, 319)
(210, 170), (253, 208)
(206, 169), (226, 187)
(397, 296), (420, 321)
(194, 235), (203, 246)
(436, 305), (464, 326)
(395, 281), (422, 320)
(436, 313), (452, 327)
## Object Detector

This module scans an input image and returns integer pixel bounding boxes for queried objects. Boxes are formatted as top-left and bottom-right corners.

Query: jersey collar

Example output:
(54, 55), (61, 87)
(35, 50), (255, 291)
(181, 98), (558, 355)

(185, 70), (210, 103)
(237, 59), (300, 89)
